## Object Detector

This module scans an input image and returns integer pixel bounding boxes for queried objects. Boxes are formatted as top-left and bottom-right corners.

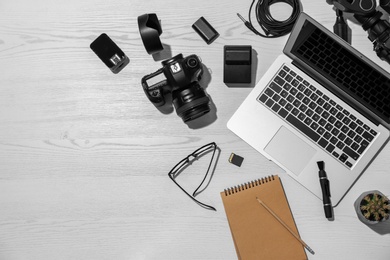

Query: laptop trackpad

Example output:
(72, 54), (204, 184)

(264, 126), (316, 176)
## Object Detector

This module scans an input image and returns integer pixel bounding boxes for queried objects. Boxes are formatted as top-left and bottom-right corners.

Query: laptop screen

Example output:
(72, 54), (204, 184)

(290, 19), (390, 124)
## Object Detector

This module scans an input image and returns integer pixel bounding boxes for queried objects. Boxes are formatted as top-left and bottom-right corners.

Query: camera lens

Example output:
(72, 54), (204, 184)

(172, 82), (210, 122)
(187, 57), (198, 68)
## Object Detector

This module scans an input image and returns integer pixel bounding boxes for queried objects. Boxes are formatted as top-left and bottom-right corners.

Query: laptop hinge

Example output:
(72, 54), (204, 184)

(292, 60), (380, 126)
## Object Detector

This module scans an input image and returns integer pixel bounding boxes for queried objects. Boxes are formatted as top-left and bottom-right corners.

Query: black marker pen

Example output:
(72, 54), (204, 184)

(317, 161), (333, 219)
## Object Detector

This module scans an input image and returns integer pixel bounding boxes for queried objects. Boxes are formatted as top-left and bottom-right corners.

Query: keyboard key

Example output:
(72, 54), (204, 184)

(285, 75), (293, 83)
(265, 99), (274, 108)
(341, 125), (349, 133)
(304, 88), (312, 96)
(280, 90), (289, 98)
(272, 94), (281, 102)
(339, 153), (348, 163)
(293, 99), (301, 107)
(362, 131), (374, 142)
(291, 108), (300, 116)
(286, 114), (320, 142)
(351, 143), (359, 152)
(346, 161), (353, 168)
(296, 92), (304, 100)
(317, 127), (325, 135)
(290, 70), (297, 77)
(298, 112), (306, 121)
(343, 146), (359, 160)
(325, 123), (333, 131)
(291, 79), (299, 87)
(312, 114), (320, 122)
(278, 70), (287, 78)
(322, 111), (330, 119)
(323, 132), (332, 140)
(349, 121), (357, 130)
(290, 88), (298, 96)
(309, 102), (317, 110)
(326, 144), (335, 153)
(302, 97), (311, 105)
(336, 141), (345, 149)
(334, 120), (343, 129)
(338, 132), (346, 141)
(310, 122), (319, 130)
(304, 117), (313, 125)
(370, 129), (377, 136)
(274, 76), (285, 86)
(278, 108), (288, 118)
(318, 138), (328, 148)
(287, 94), (295, 103)
(356, 126), (364, 134)
(323, 102), (331, 111)
(354, 135), (363, 143)
(270, 82), (282, 93)
(285, 103), (293, 111)
(357, 140), (369, 154)
(265, 88), (274, 97)
(272, 103), (281, 112)
(283, 82), (292, 90)
(318, 118), (327, 126)
(310, 93), (319, 101)
(299, 104), (308, 112)
(342, 117), (351, 125)
(278, 99), (287, 107)
(330, 137), (338, 144)
(336, 112), (344, 120)
(298, 84), (306, 92)
(259, 94), (268, 103)
(330, 107), (338, 115)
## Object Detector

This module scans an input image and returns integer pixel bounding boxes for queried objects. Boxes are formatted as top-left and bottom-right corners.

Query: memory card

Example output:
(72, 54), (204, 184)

(229, 153), (244, 167)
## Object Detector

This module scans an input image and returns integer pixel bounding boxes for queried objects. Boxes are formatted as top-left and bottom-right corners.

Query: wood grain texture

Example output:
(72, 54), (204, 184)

(1, 0), (390, 259)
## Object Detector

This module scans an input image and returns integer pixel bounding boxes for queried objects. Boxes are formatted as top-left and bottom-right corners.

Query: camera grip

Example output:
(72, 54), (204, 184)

(141, 69), (168, 107)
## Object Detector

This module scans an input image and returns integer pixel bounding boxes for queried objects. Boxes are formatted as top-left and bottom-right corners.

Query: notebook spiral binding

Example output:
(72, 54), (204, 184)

(224, 175), (275, 196)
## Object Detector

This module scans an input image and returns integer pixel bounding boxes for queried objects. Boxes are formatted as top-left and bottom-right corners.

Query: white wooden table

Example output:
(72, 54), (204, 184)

(1, 0), (390, 259)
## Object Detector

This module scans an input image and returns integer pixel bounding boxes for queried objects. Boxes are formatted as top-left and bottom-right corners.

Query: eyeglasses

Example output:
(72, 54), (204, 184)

(168, 142), (218, 211)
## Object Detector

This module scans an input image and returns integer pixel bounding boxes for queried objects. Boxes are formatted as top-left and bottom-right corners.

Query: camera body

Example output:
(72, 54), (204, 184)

(142, 54), (211, 122)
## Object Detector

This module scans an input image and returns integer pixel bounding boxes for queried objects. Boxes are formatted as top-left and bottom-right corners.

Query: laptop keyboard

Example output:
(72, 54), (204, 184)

(257, 64), (378, 169)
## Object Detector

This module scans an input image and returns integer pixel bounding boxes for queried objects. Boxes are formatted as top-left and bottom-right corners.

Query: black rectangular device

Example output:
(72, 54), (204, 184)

(90, 33), (129, 74)
(223, 45), (252, 84)
(192, 17), (219, 44)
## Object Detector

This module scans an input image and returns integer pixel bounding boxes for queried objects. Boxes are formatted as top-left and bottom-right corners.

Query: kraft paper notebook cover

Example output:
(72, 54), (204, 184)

(220, 175), (307, 260)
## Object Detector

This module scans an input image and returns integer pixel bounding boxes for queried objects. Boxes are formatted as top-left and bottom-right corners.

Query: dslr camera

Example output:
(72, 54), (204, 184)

(141, 54), (211, 122)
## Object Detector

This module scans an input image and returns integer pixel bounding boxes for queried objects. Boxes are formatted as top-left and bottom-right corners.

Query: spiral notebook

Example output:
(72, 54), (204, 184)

(220, 175), (307, 260)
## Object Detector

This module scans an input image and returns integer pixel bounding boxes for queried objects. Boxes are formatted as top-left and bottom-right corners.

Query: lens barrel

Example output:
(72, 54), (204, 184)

(172, 82), (210, 122)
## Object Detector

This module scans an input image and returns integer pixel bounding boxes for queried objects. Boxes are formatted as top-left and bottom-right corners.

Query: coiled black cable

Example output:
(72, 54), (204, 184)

(238, 0), (302, 38)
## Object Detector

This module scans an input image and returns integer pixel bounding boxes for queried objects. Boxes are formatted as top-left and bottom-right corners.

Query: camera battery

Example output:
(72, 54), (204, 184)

(192, 16), (219, 44)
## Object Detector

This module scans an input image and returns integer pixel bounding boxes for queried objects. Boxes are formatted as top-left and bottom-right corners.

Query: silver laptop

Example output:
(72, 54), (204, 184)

(227, 12), (390, 205)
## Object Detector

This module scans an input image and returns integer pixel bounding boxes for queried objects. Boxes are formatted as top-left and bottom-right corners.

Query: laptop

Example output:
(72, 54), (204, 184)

(227, 12), (390, 205)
